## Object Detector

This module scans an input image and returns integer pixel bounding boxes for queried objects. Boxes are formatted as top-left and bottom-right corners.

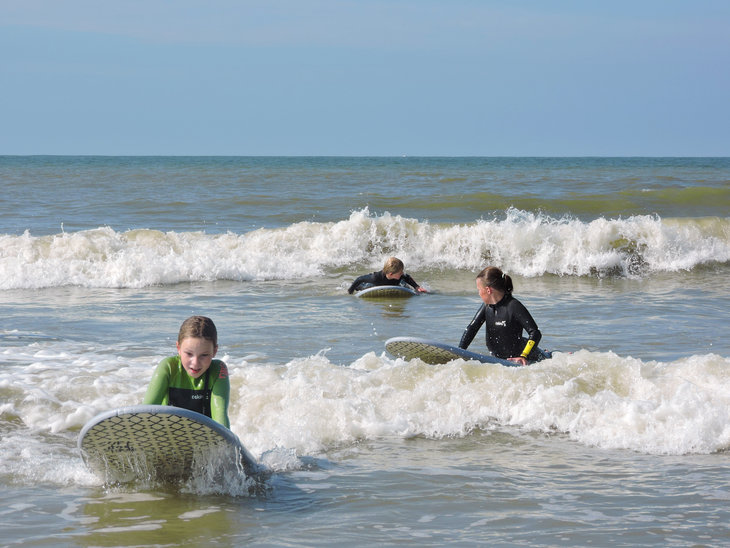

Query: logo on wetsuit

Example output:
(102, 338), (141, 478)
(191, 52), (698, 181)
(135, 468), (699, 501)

(168, 368), (212, 417)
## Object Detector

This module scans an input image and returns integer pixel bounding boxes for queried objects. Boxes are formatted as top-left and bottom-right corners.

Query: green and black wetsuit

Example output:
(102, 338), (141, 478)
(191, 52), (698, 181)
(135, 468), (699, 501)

(143, 356), (231, 428)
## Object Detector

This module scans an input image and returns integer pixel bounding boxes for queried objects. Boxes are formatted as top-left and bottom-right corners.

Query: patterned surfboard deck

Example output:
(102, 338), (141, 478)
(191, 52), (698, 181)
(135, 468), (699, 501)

(356, 285), (418, 298)
(385, 337), (518, 366)
(78, 405), (257, 483)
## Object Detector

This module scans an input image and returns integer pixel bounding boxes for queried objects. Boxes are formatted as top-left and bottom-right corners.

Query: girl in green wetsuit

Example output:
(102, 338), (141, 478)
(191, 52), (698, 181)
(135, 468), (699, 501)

(143, 316), (231, 428)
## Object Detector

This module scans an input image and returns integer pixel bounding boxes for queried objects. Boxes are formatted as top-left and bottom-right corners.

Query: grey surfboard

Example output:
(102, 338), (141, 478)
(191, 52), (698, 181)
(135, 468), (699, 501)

(385, 337), (518, 367)
(78, 404), (258, 483)
(357, 285), (418, 298)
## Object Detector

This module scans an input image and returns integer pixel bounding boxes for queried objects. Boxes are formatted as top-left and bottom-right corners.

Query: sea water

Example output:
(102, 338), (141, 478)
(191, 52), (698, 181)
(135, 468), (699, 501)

(1, 156), (729, 546)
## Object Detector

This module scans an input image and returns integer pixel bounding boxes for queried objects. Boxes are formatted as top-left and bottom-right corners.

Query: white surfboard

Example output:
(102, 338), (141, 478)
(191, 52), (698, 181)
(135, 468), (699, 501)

(385, 337), (519, 367)
(356, 285), (418, 298)
(78, 405), (258, 483)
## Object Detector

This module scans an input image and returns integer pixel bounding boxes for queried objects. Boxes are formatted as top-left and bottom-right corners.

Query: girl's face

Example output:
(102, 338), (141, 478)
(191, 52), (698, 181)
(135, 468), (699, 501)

(177, 337), (217, 379)
(385, 270), (403, 280)
(477, 279), (503, 304)
(477, 279), (492, 304)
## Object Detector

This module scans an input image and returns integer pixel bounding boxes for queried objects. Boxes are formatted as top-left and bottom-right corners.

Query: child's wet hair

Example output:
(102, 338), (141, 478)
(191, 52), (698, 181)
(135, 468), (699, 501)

(178, 316), (218, 346)
(383, 257), (405, 275)
(476, 266), (514, 293)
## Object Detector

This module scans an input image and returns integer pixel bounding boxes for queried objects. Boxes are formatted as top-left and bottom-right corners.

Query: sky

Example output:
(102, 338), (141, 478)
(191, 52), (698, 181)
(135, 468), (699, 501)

(1, 0), (729, 156)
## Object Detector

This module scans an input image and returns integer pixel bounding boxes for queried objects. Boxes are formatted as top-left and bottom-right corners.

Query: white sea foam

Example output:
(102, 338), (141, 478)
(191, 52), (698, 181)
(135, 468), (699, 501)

(228, 350), (730, 458)
(1, 209), (728, 289)
(3, 337), (726, 490)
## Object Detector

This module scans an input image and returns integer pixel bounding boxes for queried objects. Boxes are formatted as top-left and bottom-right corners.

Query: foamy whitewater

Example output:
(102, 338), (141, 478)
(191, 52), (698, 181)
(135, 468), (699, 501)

(2, 209), (730, 289)
(1, 156), (729, 546)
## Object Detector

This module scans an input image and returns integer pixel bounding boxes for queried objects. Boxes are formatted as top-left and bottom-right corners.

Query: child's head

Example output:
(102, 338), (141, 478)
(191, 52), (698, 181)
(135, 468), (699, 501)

(476, 266), (513, 294)
(382, 257), (405, 278)
(176, 316), (218, 379)
(178, 315), (218, 347)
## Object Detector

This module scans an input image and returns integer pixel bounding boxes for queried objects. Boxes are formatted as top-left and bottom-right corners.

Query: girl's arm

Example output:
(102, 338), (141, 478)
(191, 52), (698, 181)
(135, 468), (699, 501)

(210, 362), (231, 428)
(401, 273), (427, 292)
(459, 304), (486, 349)
(348, 272), (376, 293)
(143, 359), (172, 405)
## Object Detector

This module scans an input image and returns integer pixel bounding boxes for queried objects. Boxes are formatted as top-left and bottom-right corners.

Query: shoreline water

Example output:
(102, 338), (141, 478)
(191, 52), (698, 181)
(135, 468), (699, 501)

(1, 156), (728, 546)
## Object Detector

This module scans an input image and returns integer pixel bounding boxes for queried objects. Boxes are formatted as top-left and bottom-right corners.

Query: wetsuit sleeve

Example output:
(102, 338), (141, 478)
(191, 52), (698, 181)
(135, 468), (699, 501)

(400, 273), (420, 290)
(459, 304), (486, 349)
(512, 300), (542, 356)
(210, 362), (231, 429)
(143, 359), (172, 405)
(348, 272), (377, 294)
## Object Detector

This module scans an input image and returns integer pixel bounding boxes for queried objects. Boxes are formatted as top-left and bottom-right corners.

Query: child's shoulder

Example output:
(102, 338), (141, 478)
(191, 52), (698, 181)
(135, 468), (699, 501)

(211, 359), (229, 379)
(158, 355), (181, 368)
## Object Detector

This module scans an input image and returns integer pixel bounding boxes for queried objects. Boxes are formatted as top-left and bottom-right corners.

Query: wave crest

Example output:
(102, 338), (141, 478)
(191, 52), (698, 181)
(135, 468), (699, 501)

(1, 209), (728, 288)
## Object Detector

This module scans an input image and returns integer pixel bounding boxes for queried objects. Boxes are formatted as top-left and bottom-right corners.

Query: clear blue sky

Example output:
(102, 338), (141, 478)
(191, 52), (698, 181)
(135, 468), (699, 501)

(2, 0), (728, 156)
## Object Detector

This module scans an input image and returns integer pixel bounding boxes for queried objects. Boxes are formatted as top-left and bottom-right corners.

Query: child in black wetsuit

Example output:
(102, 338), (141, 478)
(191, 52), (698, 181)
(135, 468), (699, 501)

(348, 257), (428, 294)
(459, 266), (548, 366)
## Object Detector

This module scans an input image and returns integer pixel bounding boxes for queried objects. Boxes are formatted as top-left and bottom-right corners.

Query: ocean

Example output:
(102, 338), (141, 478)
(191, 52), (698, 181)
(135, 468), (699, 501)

(1, 156), (729, 546)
